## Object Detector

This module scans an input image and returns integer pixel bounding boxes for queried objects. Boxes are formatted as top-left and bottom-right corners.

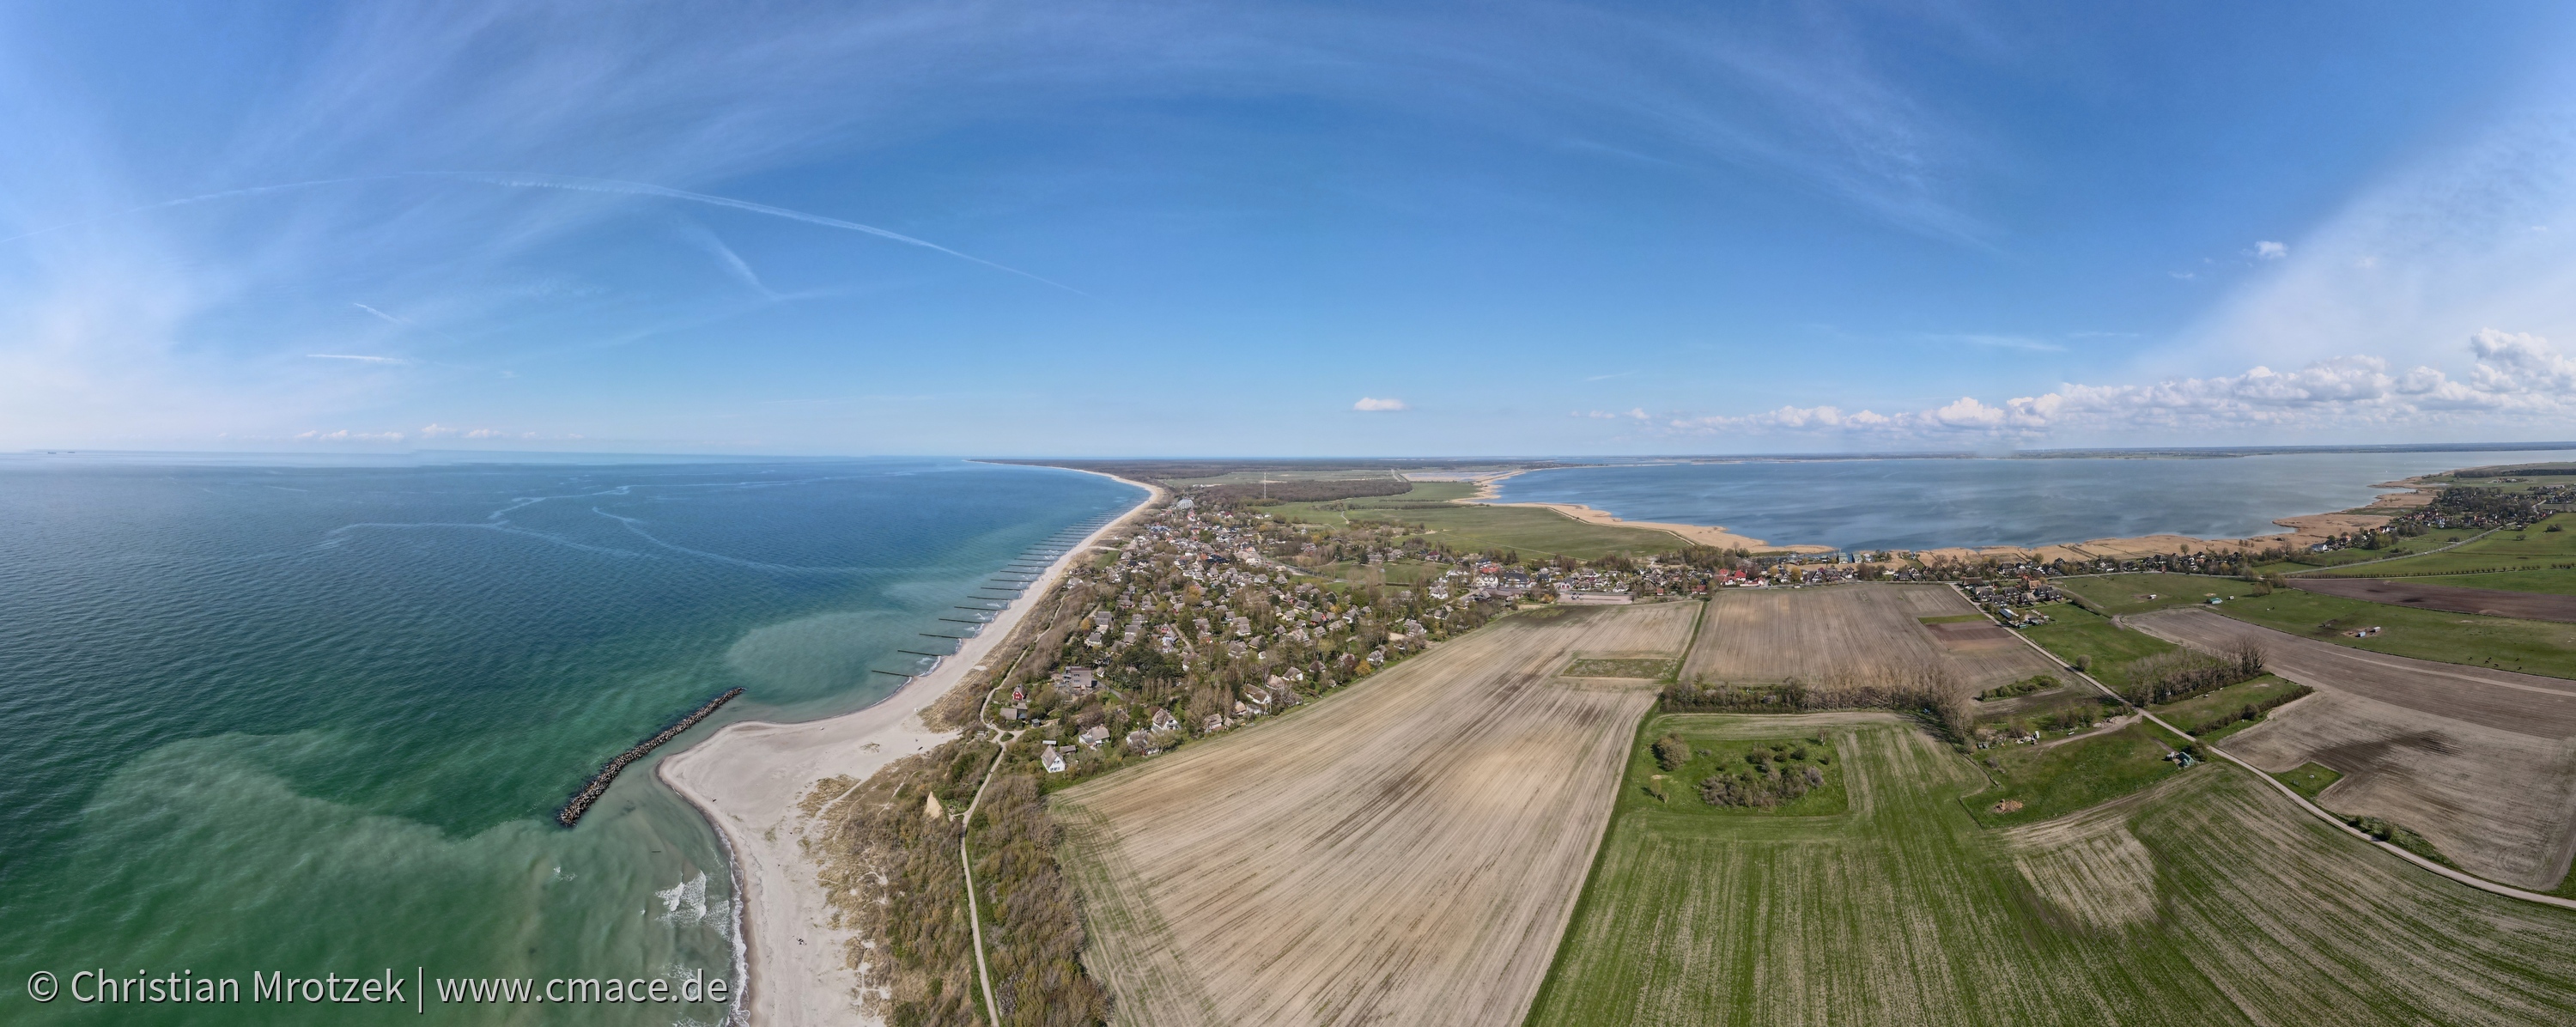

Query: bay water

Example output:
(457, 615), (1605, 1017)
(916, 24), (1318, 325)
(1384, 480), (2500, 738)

(0, 456), (1139, 1024)
(1494, 450), (2576, 551)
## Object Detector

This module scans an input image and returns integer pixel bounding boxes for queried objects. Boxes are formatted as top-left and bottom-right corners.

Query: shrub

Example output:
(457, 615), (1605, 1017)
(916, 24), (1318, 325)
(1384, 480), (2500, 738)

(1978, 674), (2058, 700)
(2117, 642), (2264, 706)
(1652, 734), (1692, 771)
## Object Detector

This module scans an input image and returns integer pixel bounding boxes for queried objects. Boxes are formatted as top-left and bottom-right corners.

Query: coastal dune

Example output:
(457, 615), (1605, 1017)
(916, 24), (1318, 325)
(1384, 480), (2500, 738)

(659, 476), (1157, 1026)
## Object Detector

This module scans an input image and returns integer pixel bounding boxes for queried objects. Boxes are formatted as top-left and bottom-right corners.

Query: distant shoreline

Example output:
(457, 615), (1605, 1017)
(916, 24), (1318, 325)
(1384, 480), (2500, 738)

(1473, 459), (2453, 561)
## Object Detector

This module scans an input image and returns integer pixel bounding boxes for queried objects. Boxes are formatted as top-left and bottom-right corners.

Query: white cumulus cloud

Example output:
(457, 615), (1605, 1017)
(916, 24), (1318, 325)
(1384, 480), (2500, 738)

(2254, 240), (2287, 259)
(1353, 397), (1408, 412)
(1664, 330), (2576, 442)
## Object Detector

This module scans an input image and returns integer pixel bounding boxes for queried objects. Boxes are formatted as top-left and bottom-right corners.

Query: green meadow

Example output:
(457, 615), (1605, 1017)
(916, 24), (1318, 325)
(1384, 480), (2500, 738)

(1524, 714), (2576, 1026)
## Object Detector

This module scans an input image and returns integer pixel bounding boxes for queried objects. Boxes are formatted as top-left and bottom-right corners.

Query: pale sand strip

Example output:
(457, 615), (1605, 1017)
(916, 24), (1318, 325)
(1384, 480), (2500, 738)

(659, 471), (1160, 1027)
(1483, 500), (1836, 554)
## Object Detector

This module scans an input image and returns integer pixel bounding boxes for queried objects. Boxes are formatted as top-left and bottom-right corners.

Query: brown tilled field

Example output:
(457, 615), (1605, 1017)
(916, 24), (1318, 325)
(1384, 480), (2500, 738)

(1050, 601), (1698, 1027)
(2131, 608), (2576, 890)
(1682, 583), (2057, 692)
(2292, 576), (2576, 623)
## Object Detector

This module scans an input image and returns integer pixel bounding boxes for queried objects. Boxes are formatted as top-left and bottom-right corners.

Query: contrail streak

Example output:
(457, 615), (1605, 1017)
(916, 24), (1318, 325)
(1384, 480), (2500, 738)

(442, 172), (1084, 294)
(0, 176), (398, 246)
(1, 171), (1081, 295)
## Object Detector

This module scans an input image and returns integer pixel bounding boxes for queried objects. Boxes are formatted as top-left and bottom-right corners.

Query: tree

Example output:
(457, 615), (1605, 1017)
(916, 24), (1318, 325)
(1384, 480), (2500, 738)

(1653, 734), (1692, 770)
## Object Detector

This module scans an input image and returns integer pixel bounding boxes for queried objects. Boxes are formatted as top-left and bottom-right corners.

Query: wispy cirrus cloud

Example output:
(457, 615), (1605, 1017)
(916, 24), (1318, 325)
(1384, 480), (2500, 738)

(305, 353), (412, 365)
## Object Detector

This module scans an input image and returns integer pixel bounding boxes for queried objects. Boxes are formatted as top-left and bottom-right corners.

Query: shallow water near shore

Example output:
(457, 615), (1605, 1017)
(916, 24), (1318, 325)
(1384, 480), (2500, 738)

(0, 455), (1137, 1025)
(1496, 451), (2574, 551)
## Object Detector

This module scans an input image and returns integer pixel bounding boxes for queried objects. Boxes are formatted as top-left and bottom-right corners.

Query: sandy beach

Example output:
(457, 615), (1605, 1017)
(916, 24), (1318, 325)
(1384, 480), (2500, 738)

(658, 472), (1160, 1027)
(1448, 469), (1836, 553)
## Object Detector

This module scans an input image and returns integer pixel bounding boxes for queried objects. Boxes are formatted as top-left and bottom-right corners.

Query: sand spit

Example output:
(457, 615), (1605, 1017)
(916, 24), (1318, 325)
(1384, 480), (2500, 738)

(658, 471), (1159, 1027)
(1461, 464), (2444, 562)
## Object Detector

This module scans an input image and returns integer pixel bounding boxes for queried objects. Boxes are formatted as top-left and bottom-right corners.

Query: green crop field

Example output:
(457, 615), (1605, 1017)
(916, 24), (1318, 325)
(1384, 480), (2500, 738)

(2306, 514), (2576, 586)
(2273, 762), (2342, 800)
(2014, 605), (2176, 685)
(2211, 589), (2576, 679)
(1275, 483), (1686, 561)
(2056, 573), (2266, 615)
(1525, 714), (2576, 1026)
(1965, 720), (2194, 827)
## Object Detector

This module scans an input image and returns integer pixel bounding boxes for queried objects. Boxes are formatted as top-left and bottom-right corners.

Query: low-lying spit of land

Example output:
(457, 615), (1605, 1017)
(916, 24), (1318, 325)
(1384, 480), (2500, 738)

(2132, 608), (2576, 890)
(1528, 714), (2576, 1025)
(1051, 601), (1698, 1026)
(1682, 583), (2057, 694)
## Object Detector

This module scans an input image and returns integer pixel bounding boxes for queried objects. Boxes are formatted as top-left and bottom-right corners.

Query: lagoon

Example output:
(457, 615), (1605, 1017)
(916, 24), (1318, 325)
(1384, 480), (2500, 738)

(1493, 451), (2574, 551)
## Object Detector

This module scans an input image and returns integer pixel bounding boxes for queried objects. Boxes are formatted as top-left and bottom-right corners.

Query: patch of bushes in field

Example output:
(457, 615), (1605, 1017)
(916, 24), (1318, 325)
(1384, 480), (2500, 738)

(1972, 694), (2124, 748)
(2154, 676), (2312, 738)
(1640, 733), (1841, 814)
(2113, 641), (2265, 707)
(1659, 665), (1973, 749)
(1978, 674), (2059, 700)
(2342, 814), (2455, 868)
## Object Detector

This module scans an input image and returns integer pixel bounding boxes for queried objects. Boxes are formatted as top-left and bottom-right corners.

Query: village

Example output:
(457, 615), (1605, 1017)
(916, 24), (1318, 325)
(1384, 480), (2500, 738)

(991, 473), (2576, 786)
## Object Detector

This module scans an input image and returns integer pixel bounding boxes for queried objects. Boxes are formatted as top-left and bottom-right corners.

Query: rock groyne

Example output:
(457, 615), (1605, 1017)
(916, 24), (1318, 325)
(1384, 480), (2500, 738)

(557, 687), (746, 827)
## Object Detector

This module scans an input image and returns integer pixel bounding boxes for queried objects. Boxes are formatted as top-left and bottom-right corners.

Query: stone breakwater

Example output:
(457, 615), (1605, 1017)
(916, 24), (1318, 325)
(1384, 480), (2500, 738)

(557, 688), (747, 827)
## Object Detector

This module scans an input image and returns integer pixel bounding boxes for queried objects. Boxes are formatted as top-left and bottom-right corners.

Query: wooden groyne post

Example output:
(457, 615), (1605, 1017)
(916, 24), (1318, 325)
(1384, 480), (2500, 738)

(556, 687), (746, 828)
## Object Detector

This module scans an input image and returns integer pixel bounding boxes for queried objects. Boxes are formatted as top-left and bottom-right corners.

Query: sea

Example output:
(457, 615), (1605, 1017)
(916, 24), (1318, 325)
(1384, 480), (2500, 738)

(1493, 450), (2576, 552)
(0, 454), (1141, 1025)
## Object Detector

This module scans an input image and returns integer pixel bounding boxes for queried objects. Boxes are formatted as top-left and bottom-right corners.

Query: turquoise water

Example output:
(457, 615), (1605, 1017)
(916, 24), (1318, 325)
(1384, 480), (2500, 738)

(1495, 451), (2574, 551)
(0, 456), (1139, 1024)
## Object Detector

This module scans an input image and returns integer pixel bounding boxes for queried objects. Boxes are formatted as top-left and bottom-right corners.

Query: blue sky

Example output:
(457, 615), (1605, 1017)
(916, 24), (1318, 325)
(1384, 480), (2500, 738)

(6, 1), (2576, 456)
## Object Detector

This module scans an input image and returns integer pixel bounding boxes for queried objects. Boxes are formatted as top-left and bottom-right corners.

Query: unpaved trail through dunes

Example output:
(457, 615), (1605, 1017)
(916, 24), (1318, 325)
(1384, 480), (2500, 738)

(1053, 602), (1698, 1027)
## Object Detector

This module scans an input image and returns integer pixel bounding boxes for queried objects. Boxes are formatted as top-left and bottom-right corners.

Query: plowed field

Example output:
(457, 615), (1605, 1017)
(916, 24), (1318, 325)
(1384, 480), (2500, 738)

(1051, 601), (1698, 1027)
(2292, 576), (2576, 623)
(1683, 583), (2056, 692)
(2131, 608), (2576, 890)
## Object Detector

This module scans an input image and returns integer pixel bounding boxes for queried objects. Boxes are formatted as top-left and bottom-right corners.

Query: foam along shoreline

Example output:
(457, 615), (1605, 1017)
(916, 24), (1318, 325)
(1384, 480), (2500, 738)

(657, 471), (1160, 1027)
